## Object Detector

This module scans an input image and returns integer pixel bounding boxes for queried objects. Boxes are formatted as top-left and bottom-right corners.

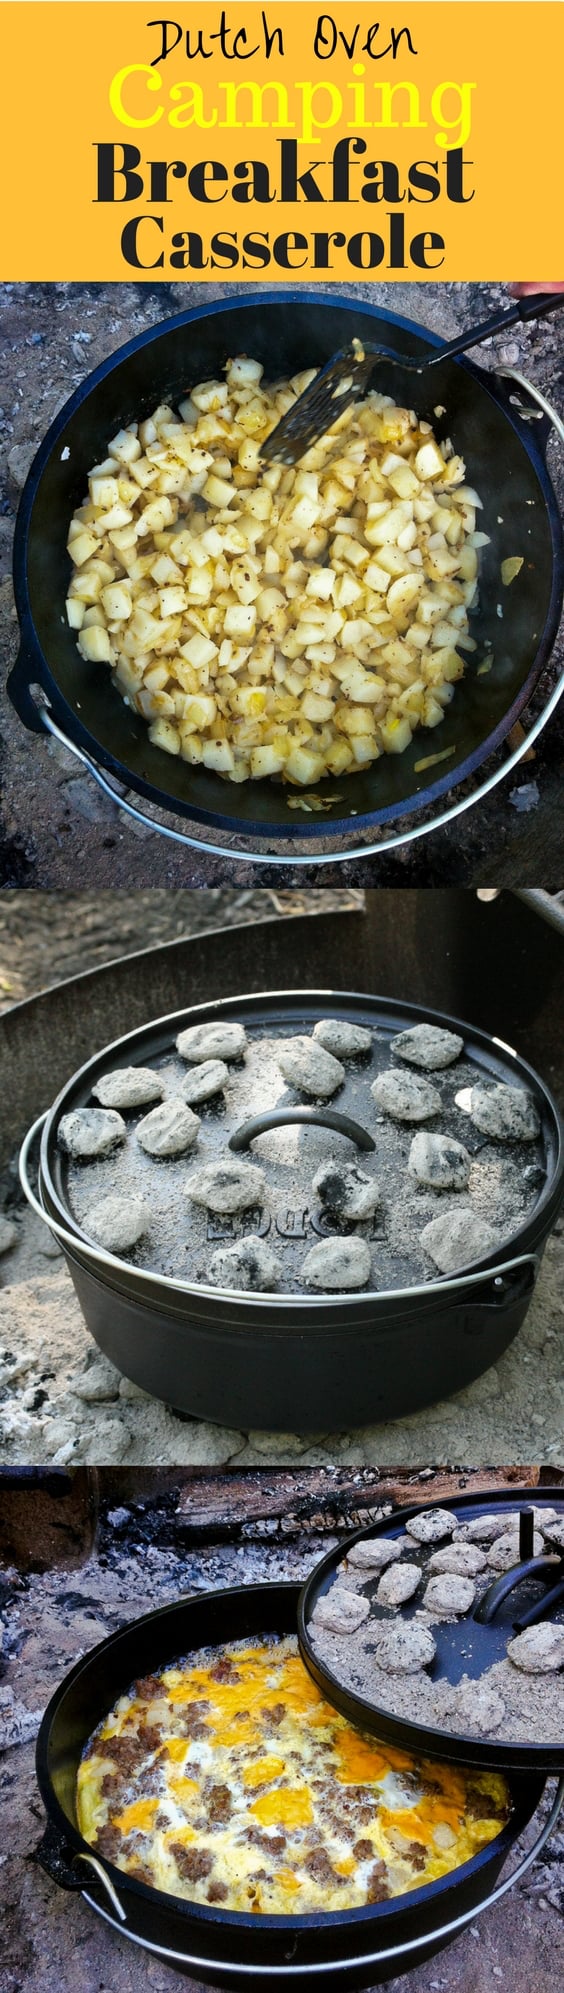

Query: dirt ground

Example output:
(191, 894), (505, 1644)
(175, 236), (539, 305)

(0, 887), (358, 1007)
(1, 279), (563, 887)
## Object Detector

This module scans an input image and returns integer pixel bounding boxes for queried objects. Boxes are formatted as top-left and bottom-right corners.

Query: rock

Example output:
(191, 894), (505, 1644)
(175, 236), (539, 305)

(372, 1623), (436, 1674)
(429, 1543), (487, 1576)
(64, 776), (120, 824)
(406, 1509), (458, 1544)
(470, 1083), (541, 1142)
(184, 1158), (265, 1214)
(176, 1020), (247, 1063)
(422, 1574), (476, 1617)
(71, 1360), (121, 1403)
(313, 1018), (372, 1057)
(507, 1624), (564, 1673)
(58, 1107), (126, 1160)
(277, 1035), (345, 1099)
(83, 1418), (131, 1463)
(7, 440), (36, 488)
(301, 1235), (372, 1291)
(311, 1587), (371, 1635)
(82, 1193), (149, 1254)
(209, 1235), (281, 1292)
(0, 1215), (17, 1255)
(376, 1561), (421, 1607)
(371, 1070), (441, 1123)
(408, 1131), (471, 1191)
(136, 1098), (200, 1158)
(92, 1066), (164, 1110)
(391, 1024), (464, 1070)
(421, 1206), (496, 1273)
(346, 1538), (404, 1571)
(180, 1059), (229, 1106)
(312, 1157), (380, 1220)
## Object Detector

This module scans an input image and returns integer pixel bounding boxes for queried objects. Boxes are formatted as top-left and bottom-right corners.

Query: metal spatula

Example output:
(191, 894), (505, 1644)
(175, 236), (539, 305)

(261, 291), (564, 464)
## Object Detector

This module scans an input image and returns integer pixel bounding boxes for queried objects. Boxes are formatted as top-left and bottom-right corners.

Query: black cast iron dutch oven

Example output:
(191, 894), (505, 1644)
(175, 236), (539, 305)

(8, 290), (564, 860)
(19, 989), (564, 1432)
(34, 1577), (559, 1990)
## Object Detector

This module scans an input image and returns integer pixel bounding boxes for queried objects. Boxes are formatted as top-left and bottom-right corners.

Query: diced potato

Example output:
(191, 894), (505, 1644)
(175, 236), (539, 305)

(65, 596), (85, 629)
(224, 604), (256, 638)
(148, 719), (181, 755)
(67, 357), (482, 789)
(78, 624), (113, 663)
(101, 583), (132, 622)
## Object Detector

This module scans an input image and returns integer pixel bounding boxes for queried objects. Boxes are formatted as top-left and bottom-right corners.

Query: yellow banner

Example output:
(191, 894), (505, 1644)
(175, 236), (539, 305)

(1, 3), (562, 280)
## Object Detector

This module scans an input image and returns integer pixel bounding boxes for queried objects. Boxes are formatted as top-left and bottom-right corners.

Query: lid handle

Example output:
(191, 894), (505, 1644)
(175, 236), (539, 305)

(229, 1107), (376, 1153)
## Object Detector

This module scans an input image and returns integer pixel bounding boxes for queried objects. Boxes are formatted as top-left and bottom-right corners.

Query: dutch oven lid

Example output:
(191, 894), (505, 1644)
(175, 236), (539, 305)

(297, 1488), (564, 1775)
(39, 988), (562, 1300)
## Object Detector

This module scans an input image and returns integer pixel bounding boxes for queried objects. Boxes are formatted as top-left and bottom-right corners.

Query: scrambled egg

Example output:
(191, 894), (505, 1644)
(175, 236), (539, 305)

(77, 1635), (509, 1914)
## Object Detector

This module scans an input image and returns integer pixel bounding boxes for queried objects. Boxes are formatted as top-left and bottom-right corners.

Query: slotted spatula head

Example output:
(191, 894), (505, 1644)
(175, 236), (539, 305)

(259, 341), (383, 465)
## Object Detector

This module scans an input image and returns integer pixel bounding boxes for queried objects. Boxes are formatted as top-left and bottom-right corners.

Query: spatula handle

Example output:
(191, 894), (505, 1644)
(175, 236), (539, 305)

(426, 290), (564, 367)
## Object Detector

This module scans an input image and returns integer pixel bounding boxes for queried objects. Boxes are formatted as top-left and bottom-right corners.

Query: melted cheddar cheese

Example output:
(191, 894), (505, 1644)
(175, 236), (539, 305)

(77, 1636), (510, 1914)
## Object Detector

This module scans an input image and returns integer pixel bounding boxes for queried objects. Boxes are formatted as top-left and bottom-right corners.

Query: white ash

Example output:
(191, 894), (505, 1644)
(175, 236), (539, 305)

(391, 1024), (464, 1070)
(176, 1020), (247, 1063)
(422, 1573), (476, 1617)
(408, 1131), (471, 1191)
(58, 1107), (127, 1160)
(446, 1682), (507, 1734)
(0, 1685), (44, 1750)
(371, 1070), (441, 1122)
(313, 1018), (372, 1058)
(545, 1520), (564, 1551)
(277, 1035), (345, 1099)
(312, 1157), (380, 1220)
(487, 1530), (545, 1570)
(371, 1622), (436, 1674)
(0, 1215), (17, 1255)
(345, 1538), (405, 1571)
(179, 1059), (229, 1106)
(82, 1194), (150, 1255)
(507, 1625), (564, 1673)
(301, 1235), (372, 1291)
(136, 1098), (201, 1158)
(421, 1206), (496, 1273)
(428, 1542), (487, 1576)
(92, 1066), (164, 1110)
(184, 1158), (266, 1214)
(376, 1560), (421, 1607)
(405, 1508), (459, 1544)
(209, 1235), (281, 1292)
(311, 1587), (371, 1635)
(470, 1083), (541, 1142)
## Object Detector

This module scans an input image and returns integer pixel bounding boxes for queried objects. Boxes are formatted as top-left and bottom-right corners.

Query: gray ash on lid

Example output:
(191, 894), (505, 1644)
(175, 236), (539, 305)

(307, 1504), (564, 1749)
(59, 1012), (546, 1292)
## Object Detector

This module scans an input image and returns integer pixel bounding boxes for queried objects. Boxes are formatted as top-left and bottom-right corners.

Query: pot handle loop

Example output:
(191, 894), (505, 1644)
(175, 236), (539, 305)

(495, 366), (564, 451)
(6, 646), (52, 736)
(35, 1825), (127, 1922)
(229, 1108), (376, 1154)
(74, 1854), (127, 1922)
(31, 699), (564, 868)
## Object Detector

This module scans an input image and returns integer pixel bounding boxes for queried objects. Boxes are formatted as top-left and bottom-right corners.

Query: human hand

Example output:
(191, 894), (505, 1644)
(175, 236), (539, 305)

(510, 283), (564, 296)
